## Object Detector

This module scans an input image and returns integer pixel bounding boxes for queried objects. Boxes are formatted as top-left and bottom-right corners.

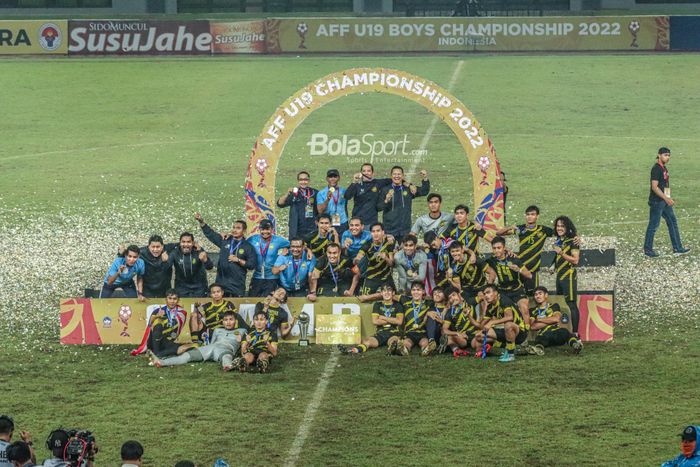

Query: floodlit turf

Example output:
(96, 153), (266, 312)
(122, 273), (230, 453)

(1, 54), (699, 465)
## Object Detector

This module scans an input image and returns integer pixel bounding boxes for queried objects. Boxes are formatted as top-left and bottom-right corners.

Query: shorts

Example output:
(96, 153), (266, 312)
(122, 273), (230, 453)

(152, 340), (180, 358)
(285, 288), (308, 298)
(404, 331), (427, 346)
(247, 348), (273, 359)
(360, 277), (394, 296)
(523, 272), (540, 295)
(317, 284), (349, 297)
(501, 288), (527, 303)
(556, 273), (578, 302)
(248, 278), (279, 298)
(373, 330), (400, 347)
(494, 328), (528, 345)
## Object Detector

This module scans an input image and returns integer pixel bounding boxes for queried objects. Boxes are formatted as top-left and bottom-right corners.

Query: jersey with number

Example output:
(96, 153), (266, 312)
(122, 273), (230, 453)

(484, 295), (526, 332)
(361, 239), (395, 282)
(371, 300), (404, 333)
(442, 222), (485, 253)
(399, 296), (432, 332)
(198, 300), (236, 330)
(530, 302), (562, 335)
(305, 230), (335, 259)
(486, 256), (525, 292)
(515, 224), (554, 273)
(555, 237), (579, 281)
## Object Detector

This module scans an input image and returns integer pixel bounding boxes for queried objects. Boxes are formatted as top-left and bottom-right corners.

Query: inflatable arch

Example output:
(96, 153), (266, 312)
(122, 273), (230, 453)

(244, 67), (506, 233)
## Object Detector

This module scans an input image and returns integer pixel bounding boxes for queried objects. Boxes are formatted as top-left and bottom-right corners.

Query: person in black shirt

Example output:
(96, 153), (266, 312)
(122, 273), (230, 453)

(344, 163), (391, 228)
(376, 166), (430, 238)
(196, 213), (257, 297)
(486, 236), (532, 327)
(307, 243), (360, 299)
(304, 214), (340, 259)
(138, 235), (173, 298)
(168, 232), (213, 297)
(254, 287), (292, 338)
(643, 147), (689, 257)
(277, 170), (319, 238)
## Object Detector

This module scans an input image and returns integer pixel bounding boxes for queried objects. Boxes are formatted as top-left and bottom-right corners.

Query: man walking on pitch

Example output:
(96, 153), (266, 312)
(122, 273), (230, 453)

(644, 147), (689, 257)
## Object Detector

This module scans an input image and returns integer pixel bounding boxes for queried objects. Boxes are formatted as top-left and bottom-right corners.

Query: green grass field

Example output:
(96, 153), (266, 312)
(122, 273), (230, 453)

(1, 54), (699, 466)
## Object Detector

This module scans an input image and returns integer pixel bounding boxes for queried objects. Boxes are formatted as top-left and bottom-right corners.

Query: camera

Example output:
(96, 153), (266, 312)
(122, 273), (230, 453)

(64, 430), (98, 467)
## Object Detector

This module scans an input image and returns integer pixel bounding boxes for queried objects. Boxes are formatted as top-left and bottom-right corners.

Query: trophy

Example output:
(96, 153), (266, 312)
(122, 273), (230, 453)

(298, 311), (310, 347)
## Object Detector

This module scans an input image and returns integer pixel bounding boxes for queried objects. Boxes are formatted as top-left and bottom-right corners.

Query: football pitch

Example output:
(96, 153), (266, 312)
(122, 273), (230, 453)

(1, 54), (699, 466)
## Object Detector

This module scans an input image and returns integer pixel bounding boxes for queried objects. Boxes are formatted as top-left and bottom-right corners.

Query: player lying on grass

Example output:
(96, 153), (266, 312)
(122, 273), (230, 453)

(190, 283), (241, 345)
(234, 310), (278, 373)
(151, 311), (250, 370)
(338, 284), (404, 355)
(439, 288), (483, 357)
(524, 286), (583, 356)
(475, 284), (528, 363)
(397, 282), (435, 357)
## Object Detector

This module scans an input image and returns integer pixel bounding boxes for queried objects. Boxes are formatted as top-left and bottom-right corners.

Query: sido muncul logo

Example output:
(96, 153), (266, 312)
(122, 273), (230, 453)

(38, 23), (62, 51)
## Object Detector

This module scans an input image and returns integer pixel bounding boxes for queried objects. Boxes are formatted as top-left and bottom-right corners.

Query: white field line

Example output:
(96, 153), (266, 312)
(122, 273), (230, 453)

(407, 59), (464, 176)
(283, 350), (339, 467)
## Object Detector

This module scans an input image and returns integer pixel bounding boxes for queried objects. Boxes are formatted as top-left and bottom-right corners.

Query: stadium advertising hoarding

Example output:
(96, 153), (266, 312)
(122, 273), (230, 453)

(59, 294), (612, 345)
(210, 20), (267, 54)
(266, 16), (670, 53)
(0, 20), (67, 55)
(68, 20), (212, 55)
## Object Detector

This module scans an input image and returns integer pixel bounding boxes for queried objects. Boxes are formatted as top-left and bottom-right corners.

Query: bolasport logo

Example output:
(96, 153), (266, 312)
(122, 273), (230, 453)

(306, 133), (428, 160)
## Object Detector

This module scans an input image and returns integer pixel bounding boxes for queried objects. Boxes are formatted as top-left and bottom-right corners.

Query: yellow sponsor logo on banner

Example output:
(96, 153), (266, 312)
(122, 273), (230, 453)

(315, 314), (361, 345)
(0, 20), (68, 55)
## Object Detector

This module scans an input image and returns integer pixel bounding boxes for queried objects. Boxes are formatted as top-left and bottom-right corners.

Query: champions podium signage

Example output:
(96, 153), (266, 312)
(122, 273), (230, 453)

(59, 294), (613, 345)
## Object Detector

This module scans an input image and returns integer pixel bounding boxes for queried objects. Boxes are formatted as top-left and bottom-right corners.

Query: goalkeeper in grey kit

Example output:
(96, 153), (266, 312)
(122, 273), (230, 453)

(150, 310), (250, 371)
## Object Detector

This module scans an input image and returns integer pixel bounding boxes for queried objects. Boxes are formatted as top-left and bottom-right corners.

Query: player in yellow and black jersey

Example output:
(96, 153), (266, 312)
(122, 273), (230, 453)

(396, 282), (435, 356)
(146, 289), (195, 359)
(477, 284), (528, 363)
(304, 214), (340, 259)
(486, 236), (533, 329)
(425, 286), (449, 347)
(524, 286), (583, 356)
(496, 205), (555, 294)
(553, 216), (581, 337)
(445, 242), (494, 299)
(338, 284), (404, 355)
(439, 288), (484, 356)
(236, 310), (278, 373)
(355, 222), (396, 300)
(308, 243), (360, 299)
(440, 204), (490, 254)
(190, 283), (248, 345)
(424, 231), (452, 291)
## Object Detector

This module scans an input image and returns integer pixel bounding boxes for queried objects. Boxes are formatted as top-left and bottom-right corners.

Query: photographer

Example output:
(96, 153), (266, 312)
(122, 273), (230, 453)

(120, 440), (143, 467)
(43, 430), (97, 467)
(0, 415), (36, 467)
(6, 441), (35, 466)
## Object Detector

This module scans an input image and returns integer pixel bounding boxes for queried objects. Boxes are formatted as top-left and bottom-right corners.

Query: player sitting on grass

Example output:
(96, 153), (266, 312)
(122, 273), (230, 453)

(338, 284), (404, 355)
(255, 287), (292, 339)
(151, 311), (250, 371)
(190, 283), (238, 345)
(439, 288), (482, 357)
(132, 289), (194, 358)
(525, 286), (583, 356)
(235, 310), (278, 373)
(397, 282), (435, 357)
(475, 284), (528, 363)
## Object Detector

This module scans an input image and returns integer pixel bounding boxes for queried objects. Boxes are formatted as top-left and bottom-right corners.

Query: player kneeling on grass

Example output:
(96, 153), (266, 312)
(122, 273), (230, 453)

(235, 311), (278, 373)
(338, 284), (404, 355)
(440, 288), (482, 357)
(476, 284), (528, 363)
(151, 311), (250, 371)
(525, 286), (583, 356)
(397, 282), (435, 356)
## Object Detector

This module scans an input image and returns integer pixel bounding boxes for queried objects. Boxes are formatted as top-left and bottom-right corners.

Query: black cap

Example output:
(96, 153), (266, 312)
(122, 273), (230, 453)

(658, 147), (670, 155)
(680, 426), (697, 442)
(326, 169), (340, 177)
(47, 429), (70, 451)
(259, 219), (273, 230)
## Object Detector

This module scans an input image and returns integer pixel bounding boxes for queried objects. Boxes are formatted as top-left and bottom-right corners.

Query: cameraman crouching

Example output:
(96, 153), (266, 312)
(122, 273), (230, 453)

(43, 430), (97, 467)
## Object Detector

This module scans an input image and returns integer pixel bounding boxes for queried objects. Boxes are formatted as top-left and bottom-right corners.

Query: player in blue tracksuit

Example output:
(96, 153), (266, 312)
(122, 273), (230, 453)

(247, 219), (290, 297)
(662, 425), (700, 467)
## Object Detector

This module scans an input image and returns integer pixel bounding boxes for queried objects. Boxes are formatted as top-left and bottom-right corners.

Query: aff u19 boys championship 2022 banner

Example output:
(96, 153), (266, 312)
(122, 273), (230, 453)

(59, 294), (614, 346)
